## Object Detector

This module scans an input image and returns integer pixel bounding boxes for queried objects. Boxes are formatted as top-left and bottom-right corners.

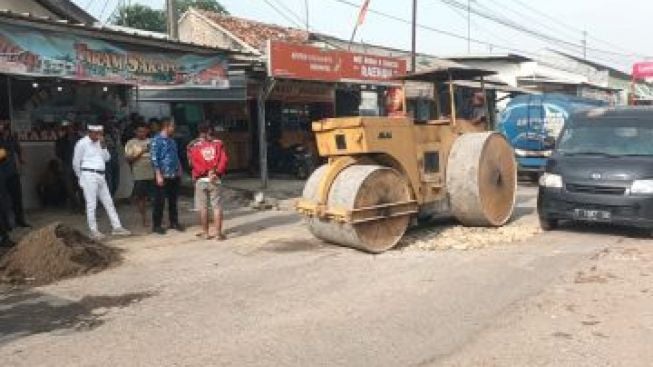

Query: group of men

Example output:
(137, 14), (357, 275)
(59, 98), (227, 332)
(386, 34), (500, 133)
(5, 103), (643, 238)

(80, 118), (229, 240)
(0, 121), (30, 247)
(1, 117), (229, 246)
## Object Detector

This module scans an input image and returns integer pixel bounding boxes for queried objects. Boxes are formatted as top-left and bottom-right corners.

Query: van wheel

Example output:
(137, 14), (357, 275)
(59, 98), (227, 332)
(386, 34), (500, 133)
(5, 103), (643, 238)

(539, 217), (558, 231)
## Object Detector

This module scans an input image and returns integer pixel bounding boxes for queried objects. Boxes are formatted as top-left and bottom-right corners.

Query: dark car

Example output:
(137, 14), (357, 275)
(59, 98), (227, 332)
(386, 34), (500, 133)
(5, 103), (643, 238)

(538, 107), (653, 232)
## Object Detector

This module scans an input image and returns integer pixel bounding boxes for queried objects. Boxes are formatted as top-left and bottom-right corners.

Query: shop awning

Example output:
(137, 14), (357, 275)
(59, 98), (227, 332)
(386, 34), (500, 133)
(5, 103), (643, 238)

(138, 74), (247, 101)
(396, 67), (496, 82)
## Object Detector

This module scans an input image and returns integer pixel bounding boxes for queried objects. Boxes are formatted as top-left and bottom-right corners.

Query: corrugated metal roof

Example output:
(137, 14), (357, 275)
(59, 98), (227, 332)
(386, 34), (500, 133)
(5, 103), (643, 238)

(36, 0), (96, 24)
(446, 53), (533, 63)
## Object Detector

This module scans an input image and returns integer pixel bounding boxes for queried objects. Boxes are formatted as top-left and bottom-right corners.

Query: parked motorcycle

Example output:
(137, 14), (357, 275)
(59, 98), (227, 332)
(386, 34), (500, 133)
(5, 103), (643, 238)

(268, 142), (316, 179)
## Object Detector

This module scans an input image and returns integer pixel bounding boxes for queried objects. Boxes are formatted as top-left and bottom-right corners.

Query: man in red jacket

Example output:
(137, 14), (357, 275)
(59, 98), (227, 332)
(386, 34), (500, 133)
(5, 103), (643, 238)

(188, 124), (229, 240)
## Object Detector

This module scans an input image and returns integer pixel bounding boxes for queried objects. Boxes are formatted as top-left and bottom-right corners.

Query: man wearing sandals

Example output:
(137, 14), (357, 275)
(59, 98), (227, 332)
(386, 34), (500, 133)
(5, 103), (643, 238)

(188, 124), (229, 240)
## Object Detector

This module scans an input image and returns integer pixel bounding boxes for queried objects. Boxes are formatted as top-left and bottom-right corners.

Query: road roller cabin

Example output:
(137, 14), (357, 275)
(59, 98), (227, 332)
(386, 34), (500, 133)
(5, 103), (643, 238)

(296, 67), (518, 253)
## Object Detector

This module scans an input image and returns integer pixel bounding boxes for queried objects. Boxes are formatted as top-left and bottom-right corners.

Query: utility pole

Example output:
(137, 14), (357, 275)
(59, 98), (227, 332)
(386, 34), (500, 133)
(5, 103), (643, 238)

(582, 30), (587, 60)
(166, 0), (178, 40)
(305, 0), (310, 31)
(411, 0), (417, 73)
(467, 0), (471, 53)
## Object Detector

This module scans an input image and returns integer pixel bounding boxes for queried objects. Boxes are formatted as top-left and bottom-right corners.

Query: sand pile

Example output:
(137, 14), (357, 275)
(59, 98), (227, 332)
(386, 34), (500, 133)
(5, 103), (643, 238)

(0, 223), (120, 285)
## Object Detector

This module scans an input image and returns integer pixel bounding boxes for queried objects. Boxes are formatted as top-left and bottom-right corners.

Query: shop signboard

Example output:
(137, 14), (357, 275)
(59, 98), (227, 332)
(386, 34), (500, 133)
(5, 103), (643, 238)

(268, 40), (406, 84)
(633, 62), (653, 81)
(0, 23), (229, 88)
(267, 80), (335, 103)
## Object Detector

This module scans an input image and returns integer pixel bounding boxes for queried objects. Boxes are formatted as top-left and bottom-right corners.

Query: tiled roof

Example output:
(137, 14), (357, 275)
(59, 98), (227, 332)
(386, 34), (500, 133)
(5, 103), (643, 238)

(197, 10), (310, 52)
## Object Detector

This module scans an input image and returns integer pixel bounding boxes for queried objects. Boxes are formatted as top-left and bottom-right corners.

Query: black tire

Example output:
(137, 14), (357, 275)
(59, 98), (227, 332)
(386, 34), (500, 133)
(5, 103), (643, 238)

(539, 216), (558, 231)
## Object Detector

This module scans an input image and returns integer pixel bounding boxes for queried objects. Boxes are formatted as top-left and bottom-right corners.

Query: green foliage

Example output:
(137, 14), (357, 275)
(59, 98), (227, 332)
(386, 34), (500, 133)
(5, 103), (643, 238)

(177, 0), (230, 15)
(110, 1), (228, 33)
(111, 4), (167, 33)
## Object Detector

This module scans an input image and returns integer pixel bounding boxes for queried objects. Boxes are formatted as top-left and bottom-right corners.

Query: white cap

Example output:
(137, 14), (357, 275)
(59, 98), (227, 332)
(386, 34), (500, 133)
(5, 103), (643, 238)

(88, 124), (104, 132)
(61, 120), (72, 127)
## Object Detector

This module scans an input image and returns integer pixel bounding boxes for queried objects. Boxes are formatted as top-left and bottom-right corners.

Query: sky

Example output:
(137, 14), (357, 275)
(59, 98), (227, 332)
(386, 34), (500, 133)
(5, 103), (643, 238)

(74, 0), (653, 72)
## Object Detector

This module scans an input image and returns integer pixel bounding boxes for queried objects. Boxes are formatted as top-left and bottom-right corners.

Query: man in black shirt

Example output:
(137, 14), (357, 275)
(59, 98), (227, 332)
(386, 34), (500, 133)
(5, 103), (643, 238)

(55, 120), (82, 210)
(0, 121), (29, 228)
(0, 146), (14, 247)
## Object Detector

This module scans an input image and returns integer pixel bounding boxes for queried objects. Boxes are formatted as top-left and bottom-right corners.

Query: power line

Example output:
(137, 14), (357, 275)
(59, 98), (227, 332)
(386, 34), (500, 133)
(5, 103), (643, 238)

(467, 0), (632, 66)
(263, 0), (305, 28)
(84, 0), (96, 11)
(328, 0), (566, 58)
(98, 0), (114, 22)
(269, 0), (307, 28)
(328, 0), (631, 74)
(443, 1), (515, 53)
(437, 0), (644, 58)
(505, 0), (637, 55)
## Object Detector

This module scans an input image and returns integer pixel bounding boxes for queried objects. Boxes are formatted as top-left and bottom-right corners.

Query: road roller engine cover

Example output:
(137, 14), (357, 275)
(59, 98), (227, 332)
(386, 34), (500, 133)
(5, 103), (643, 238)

(296, 116), (517, 253)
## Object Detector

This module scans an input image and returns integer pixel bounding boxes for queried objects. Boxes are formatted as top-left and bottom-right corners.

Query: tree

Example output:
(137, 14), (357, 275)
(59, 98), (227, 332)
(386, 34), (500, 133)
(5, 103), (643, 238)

(176, 0), (229, 15)
(110, 1), (229, 33)
(111, 4), (167, 33)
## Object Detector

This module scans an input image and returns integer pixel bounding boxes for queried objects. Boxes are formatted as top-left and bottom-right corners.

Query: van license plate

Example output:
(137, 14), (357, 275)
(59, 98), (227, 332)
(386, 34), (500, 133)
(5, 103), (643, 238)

(574, 209), (611, 221)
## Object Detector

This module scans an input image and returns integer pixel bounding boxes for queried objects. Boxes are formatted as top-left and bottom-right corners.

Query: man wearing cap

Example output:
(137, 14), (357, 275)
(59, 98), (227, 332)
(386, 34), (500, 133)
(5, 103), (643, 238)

(72, 124), (131, 240)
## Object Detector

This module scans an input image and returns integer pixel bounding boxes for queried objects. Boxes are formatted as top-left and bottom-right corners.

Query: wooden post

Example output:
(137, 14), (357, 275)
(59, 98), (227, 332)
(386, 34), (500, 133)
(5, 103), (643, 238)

(433, 81), (441, 119)
(448, 73), (456, 125)
(257, 79), (277, 189)
(481, 76), (490, 128)
(166, 0), (179, 40)
(7, 76), (14, 131)
(257, 83), (268, 189)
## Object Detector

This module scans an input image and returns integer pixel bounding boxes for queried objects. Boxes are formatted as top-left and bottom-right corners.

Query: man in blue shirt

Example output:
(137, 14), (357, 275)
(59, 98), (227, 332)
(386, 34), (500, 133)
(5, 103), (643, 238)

(150, 118), (185, 235)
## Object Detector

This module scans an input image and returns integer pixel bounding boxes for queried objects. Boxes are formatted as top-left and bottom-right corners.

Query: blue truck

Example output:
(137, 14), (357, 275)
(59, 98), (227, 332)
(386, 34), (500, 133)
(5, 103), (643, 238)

(497, 93), (606, 176)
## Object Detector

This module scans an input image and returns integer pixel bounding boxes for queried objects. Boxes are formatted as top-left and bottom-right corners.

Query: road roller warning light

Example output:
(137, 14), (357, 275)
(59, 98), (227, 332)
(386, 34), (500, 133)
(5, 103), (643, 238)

(296, 67), (518, 253)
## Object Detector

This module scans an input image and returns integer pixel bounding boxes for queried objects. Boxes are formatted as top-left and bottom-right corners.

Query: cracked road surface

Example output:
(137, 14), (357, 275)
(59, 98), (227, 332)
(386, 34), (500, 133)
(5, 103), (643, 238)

(1, 187), (652, 366)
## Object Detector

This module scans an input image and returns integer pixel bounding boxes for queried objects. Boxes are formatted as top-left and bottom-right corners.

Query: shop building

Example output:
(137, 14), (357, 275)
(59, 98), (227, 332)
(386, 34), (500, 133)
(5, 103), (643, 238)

(180, 10), (409, 183)
(0, 9), (238, 208)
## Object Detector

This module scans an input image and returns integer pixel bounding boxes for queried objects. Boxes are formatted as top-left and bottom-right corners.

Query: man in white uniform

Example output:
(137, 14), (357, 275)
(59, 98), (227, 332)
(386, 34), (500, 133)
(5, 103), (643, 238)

(73, 124), (131, 240)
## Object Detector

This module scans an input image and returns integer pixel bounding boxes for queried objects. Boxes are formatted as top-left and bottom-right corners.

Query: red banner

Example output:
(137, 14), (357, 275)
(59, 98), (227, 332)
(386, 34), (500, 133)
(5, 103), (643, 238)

(268, 41), (406, 84)
(632, 62), (653, 80)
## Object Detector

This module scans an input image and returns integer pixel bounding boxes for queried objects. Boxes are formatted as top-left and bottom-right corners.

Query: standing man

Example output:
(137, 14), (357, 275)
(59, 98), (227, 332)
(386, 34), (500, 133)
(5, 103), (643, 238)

(103, 120), (121, 196)
(188, 124), (229, 240)
(0, 146), (14, 247)
(125, 123), (154, 227)
(73, 124), (131, 240)
(150, 118), (185, 235)
(0, 121), (29, 228)
(56, 120), (82, 211)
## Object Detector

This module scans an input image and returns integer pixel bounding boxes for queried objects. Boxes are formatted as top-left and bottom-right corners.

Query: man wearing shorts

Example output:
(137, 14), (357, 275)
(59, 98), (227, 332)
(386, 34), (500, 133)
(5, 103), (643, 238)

(188, 125), (229, 240)
(125, 123), (154, 227)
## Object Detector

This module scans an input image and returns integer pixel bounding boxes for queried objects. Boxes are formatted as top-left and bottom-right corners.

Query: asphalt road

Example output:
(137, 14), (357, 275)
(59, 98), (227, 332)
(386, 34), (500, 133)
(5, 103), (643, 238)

(0, 186), (649, 366)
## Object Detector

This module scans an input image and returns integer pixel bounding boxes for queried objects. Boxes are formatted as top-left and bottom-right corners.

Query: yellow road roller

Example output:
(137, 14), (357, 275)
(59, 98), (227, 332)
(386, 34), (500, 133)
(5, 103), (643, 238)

(296, 67), (517, 253)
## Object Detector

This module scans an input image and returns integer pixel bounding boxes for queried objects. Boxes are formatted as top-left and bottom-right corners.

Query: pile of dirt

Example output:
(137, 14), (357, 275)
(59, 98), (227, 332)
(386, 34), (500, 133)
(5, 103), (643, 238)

(0, 223), (120, 285)
(401, 215), (541, 251)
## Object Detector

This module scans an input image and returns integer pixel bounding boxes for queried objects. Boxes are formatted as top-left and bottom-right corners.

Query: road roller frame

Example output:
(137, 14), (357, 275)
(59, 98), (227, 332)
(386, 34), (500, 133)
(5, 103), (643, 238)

(297, 67), (517, 253)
